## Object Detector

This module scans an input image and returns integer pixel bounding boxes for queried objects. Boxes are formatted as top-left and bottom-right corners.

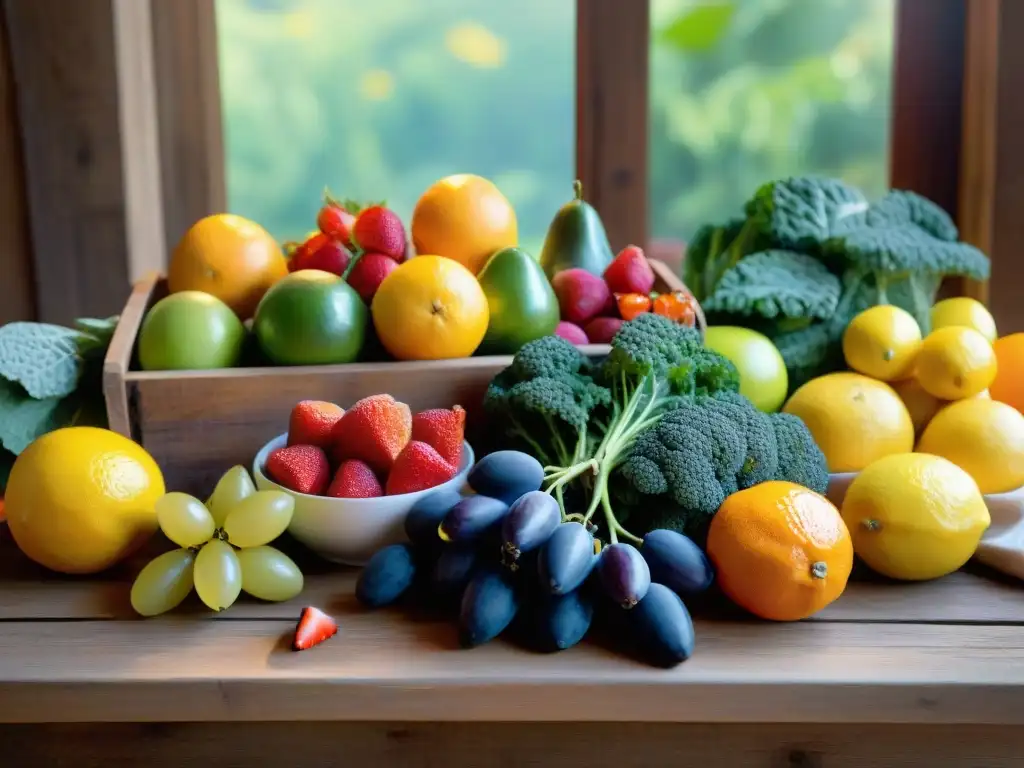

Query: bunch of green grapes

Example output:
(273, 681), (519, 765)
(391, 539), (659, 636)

(131, 466), (304, 616)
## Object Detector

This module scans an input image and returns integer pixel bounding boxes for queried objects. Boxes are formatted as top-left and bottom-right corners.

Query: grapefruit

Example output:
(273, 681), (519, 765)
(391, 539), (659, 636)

(411, 175), (518, 274)
(168, 213), (288, 319)
(371, 255), (489, 360)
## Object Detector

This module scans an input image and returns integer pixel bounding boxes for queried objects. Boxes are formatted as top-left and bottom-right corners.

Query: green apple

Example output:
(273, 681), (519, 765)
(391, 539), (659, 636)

(139, 291), (246, 370)
(704, 326), (788, 412)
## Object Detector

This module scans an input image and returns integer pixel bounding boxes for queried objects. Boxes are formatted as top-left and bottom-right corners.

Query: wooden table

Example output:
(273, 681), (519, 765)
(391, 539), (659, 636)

(4, 527), (1024, 768)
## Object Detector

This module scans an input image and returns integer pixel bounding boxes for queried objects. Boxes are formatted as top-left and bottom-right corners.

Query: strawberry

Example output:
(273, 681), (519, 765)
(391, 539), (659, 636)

(332, 394), (412, 474)
(352, 205), (406, 260)
(411, 405), (466, 468)
(266, 444), (330, 496)
(291, 237), (351, 276)
(289, 232), (328, 273)
(288, 400), (345, 449)
(317, 204), (356, 249)
(346, 252), (399, 304)
(327, 459), (383, 499)
(385, 440), (457, 496)
(604, 245), (655, 296)
(292, 606), (338, 651)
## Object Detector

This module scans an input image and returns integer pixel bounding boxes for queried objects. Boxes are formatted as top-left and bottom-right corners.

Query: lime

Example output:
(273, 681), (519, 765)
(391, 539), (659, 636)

(138, 291), (246, 370)
(842, 305), (922, 381)
(703, 326), (788, 412)
(253, 270), (367, 365)
(931, 297), (998, 343)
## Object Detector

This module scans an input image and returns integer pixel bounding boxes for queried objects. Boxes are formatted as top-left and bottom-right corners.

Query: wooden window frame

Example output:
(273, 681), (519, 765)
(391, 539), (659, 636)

(2, 0), (1021, 329)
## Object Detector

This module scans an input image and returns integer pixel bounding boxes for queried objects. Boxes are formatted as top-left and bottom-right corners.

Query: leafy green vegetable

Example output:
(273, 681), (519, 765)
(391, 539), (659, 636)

(702, 250), (841, 320)
(485, 315), (826, 542)
(0, 315), (118, 494)
(689, 175), (992, 392)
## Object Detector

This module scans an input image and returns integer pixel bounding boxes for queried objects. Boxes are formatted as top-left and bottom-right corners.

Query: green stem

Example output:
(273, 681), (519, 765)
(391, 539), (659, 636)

(555, 484), (567, 521)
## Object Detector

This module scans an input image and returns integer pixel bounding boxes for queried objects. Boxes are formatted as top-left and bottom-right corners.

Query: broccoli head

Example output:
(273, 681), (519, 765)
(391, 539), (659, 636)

(484, 335), (611, 465)
(600, 313), (739, 399)
(700, 390), (779, 488)
(768, 412), (829, 495)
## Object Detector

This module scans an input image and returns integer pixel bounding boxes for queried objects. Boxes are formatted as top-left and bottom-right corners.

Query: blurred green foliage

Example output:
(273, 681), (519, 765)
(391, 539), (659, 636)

(217, 0), (893, 252)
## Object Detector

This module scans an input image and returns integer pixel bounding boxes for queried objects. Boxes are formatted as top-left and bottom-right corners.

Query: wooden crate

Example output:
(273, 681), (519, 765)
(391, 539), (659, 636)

(102, 260), (691, 495)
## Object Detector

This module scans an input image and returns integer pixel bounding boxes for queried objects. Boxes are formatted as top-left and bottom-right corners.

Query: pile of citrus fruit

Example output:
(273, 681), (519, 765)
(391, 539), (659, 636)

(136, 172), (688, 372)
(780, 298), (1024, 583)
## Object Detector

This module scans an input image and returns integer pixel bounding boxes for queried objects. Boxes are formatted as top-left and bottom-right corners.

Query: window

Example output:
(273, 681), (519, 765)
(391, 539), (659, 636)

(216, 0), (575, 256)
(649, 0), (896, 242)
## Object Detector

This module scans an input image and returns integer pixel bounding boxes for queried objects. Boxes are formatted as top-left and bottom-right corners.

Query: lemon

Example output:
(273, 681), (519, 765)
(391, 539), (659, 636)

(917, 398), (1024, 494)
(890, 377), (943, 436)
(842, 305), (922, 381)
(841, 453), (990, 581)
(931, 297), (998, 343)
(4, 427), (165, 574)
(782, 372), (914, 473)
(914, 326), (997, 400)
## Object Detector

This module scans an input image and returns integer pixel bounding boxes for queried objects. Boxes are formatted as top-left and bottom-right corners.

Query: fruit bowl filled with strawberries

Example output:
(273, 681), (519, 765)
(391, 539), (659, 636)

(253, 395), (472, 565)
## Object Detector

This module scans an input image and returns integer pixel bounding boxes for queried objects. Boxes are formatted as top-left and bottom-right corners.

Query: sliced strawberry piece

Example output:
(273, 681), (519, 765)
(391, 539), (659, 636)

(292, 606), (338, 651)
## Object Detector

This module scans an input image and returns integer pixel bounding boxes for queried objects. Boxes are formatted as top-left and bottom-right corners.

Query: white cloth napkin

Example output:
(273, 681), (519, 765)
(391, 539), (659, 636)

(826, 472), (1024, 580)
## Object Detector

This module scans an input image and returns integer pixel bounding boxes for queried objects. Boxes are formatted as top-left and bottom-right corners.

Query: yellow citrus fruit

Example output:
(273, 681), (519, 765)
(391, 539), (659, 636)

(707, 481), (853, 621)
(931, 297), (998, 343)
(168, 213), (288, 320)
(842, 305), (922, 381)
(782, 372), (914, 473)
(990, 333), (1024, 413)
(411, 174), (518, 274)
(371, 255), (490, 360)
(914, 326), (996, 400)
(917, 398), (1024, 494)
(840, 453), (989, 581)
(890, 376), (943, 437)
(4, 427), (165, 574)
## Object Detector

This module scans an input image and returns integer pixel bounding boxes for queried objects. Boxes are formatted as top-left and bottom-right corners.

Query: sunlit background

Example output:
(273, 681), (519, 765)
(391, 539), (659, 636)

(216, 0), (894, 255)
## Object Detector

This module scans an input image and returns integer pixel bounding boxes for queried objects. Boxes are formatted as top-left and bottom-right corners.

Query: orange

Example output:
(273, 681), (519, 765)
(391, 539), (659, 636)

(168, 214), (288, 320)
(990, 333), (1024, 412)
(707, 481), (854, 621)
(411, 174), (518, 274)
(371, 255), (489, 360)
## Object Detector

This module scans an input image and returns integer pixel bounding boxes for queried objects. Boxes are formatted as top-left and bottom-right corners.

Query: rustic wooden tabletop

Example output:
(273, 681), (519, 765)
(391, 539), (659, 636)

(3, 526), (1024, 766)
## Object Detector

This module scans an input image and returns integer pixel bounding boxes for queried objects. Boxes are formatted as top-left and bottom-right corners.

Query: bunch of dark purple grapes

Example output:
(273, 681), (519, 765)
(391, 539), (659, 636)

(355, 450), (713, 667)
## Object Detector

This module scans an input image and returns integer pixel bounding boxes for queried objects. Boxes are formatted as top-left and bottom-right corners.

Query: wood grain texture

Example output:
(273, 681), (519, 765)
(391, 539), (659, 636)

(576, 0), (649, 252)
(3, 614), (1024, 724)
(102, 272), (160, 438)
(3, 0), (131, 324)
(0, 3), (35, 323)
(7, 722), (1024, 767)
(150, 0), (225, 253)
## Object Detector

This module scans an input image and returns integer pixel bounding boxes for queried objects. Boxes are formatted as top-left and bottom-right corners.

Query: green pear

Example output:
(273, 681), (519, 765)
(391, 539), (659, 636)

(477, 247), (560, 355)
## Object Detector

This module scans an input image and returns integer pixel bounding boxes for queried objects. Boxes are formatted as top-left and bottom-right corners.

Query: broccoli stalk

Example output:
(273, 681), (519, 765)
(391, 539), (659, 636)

(542, 373), (674, 544)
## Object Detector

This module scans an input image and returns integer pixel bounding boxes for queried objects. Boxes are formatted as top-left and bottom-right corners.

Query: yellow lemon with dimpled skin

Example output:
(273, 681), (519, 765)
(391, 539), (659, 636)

(782, 372), (914, 473)
(917, 398), (1024, 494)
(842, 305), (922, 382)
(914, 326), (997, 400)
(841, 453), (989, 581)
(931, 297), (998, 343)
(4, 427), (165, 574)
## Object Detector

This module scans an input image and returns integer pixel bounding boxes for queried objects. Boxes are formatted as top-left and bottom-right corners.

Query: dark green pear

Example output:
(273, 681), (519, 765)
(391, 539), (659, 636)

(538, 180), (615, 278)
(477, 247), (560, 355)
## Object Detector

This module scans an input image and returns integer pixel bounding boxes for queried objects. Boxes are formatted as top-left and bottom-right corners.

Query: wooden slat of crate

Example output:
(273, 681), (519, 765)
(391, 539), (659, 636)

(103, 262), (691, 494)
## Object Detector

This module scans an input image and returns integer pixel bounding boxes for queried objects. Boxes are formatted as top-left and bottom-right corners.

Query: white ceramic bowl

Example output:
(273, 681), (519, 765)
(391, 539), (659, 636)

(253, 433), (474, 566)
